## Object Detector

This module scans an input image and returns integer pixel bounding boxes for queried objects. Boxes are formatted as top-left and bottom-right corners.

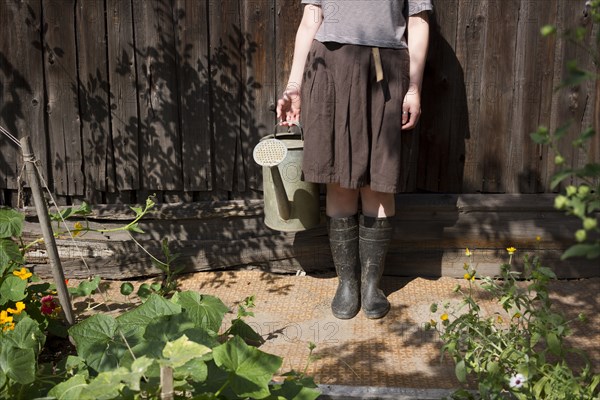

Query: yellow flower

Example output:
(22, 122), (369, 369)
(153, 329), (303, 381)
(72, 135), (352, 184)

(1, 310), (15, 331)
(440, 313), (449, 321)
(470, 274), (476, 281)
(465, 248), (472, 257)
(12, 267), (32, 280)
(7, 302), (25, 315)
(73, 221), (84, 237)
(496, 315), (504, 324)
(512, 312), (522, 319)
(535, 236), (541, 242)
(464, 273), (471, 280)
(506, 247), (517, 255)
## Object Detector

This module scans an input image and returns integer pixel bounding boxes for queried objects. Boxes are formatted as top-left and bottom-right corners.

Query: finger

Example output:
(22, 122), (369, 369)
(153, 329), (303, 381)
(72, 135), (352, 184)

(402, 113), (419, 131)
(401, 110), (410, 125)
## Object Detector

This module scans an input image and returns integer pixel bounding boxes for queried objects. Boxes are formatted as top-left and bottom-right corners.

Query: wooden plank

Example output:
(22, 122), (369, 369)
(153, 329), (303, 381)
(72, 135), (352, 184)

(478, 0), (519, 193)
(22, 194), (599, 279)
(0, 0), (46, 190)
(242, 0), (276, 191)
(30, 235), (332, 279)
(107, 0), (140, 191)
(132, 0), (183, 191)
(209, 0), (243, 192)
(104, 190), (134, 204)
(546, 0), (596, 191)
(505, 0), (558, 193)
(274, 0), (302, 103)
(174, 0), (212, 191)
(455, 0), (488, 192)
(22, 194), (569, 220)
(416, 2), (466, 192)
(75, 0), (110, 203)
(29, 234), (598, 280)
(43, 0), (84, 196)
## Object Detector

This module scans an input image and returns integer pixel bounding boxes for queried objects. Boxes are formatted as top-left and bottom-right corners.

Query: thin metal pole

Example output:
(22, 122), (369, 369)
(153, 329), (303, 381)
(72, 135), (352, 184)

(20, 136), (74, 326)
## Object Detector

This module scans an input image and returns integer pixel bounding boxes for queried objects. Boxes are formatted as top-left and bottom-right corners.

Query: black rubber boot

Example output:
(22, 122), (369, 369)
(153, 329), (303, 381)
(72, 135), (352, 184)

(328, 215), (361, 319)
(359, 214), (393, 319)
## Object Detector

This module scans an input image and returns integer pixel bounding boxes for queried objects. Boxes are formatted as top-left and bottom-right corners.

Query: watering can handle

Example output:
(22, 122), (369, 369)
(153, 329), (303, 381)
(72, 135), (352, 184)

(273, 121), (304, 141)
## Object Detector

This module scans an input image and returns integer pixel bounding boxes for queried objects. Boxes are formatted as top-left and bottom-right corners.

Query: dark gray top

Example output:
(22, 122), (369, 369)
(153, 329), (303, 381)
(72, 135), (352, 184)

(301, 0), (433, 49)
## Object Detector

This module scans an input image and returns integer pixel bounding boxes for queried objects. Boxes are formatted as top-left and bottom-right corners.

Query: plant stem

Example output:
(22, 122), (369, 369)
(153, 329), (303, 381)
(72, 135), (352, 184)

(214, 379), (230, 398)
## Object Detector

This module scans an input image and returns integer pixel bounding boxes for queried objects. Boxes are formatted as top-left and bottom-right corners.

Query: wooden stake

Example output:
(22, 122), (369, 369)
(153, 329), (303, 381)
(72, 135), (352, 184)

(20, 136), (74, 326)
(160, 366), (174, 400)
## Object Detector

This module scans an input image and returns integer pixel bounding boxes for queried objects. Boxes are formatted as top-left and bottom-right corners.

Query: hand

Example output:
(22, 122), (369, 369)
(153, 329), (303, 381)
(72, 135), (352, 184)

(276, 87), (301, 126)
(401, 85), (421, 130)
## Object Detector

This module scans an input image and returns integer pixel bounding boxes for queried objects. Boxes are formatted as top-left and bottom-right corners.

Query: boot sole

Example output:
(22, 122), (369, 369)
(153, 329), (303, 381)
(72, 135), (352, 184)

(363, 304), (390, 319)
(332, 309), (360, 319)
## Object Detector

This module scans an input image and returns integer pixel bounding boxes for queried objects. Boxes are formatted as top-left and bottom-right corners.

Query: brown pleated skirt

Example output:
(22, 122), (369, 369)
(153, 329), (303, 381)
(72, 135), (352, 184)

(300, 40), (410, 193)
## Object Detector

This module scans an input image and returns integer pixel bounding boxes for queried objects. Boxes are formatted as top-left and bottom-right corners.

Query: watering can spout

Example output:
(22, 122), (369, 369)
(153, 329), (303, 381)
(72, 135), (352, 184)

(269, 166), (291, 220)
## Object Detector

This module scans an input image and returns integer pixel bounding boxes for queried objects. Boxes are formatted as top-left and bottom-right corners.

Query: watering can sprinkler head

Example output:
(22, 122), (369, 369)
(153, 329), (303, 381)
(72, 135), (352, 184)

(252, 138), (288, 167)
(253, 138), (291, 221)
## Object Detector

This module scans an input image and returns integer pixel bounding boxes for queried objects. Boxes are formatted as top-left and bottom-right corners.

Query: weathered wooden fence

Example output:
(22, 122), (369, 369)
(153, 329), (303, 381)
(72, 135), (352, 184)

(1, 0), (598, 205)
(1, 0), (599, 277)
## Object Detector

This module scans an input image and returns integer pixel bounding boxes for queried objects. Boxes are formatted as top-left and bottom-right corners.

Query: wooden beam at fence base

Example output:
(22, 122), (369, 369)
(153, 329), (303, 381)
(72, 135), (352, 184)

(24, 195), (600, 280)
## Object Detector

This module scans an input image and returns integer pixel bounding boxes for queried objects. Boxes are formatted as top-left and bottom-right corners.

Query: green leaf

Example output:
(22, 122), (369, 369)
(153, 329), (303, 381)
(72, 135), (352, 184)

(228, 319), (265, 346)
(530, 131), (550, 145)
(455, 359), (467, 383)
(269, 378), (321, 400)
(175, 357), (209, 383)
(0, 370), (6, 392)
(0, 238), (23, 274)
(0, 275), (28, 304)
(68, 314), (126, 372)
(48, 373), (88, 400)
(579, 163), (600, 178)
(129, 206), (144, 216)
(125, 356), (154, 391)
(561, 61), (594, 87)
(127, 223), (145, 234)
(561, 244), (600, 260)
(213, 336), (282, 398)
(120, 282), (134, 296)
(117, 294), (182, 339)
(75, 202), (92, 215)
(81, 368), (127, 399)
(0, 208), (24, 238)
(136, 283), (152, 299)
(5, 317), (45, 355)
(162, 334), (212, 368)
(172, 291), (228, 335)
(70, 276), (101, 297)
(540, 25), (556, 36)
(0, 345), (36, 384)
(546, 332), (561, 355)
(551, 169), (575, 189)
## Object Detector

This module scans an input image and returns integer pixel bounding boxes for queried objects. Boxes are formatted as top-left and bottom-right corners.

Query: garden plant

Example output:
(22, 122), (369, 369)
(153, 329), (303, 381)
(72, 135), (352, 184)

(427, 2), (600, 398)
(0, 201), (320, 399)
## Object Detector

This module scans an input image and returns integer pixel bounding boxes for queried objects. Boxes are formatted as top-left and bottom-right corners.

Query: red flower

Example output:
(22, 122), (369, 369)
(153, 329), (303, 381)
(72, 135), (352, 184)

(41, 295), (58, 315)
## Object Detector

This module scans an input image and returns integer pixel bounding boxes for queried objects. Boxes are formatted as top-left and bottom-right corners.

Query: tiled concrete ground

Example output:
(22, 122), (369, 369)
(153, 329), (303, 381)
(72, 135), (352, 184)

(176, 270), (600, 390)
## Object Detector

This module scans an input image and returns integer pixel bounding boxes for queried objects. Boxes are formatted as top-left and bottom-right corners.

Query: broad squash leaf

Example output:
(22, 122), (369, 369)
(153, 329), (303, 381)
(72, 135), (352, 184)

(213, 336), (282, 399)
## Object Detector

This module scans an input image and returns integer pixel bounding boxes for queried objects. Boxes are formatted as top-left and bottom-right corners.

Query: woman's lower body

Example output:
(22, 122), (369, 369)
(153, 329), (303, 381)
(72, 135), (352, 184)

(300, 40), (410, 319)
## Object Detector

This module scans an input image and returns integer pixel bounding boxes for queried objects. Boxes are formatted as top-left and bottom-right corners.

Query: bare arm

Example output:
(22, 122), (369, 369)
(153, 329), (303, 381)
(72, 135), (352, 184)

(402, 11), (429, 130)
(276, 5), (323, 125)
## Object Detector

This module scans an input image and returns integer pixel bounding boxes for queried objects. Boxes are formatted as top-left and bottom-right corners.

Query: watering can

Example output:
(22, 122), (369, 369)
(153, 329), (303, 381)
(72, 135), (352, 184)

(253, 124), (321, 232)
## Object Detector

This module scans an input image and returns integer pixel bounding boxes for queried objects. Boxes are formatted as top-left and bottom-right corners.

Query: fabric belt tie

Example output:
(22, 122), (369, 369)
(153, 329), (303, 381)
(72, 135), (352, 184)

(371, 47), (384, 82)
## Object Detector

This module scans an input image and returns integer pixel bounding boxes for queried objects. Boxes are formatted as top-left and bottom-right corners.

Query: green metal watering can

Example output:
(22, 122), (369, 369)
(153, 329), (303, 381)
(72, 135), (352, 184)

(253, 124), (321, 232)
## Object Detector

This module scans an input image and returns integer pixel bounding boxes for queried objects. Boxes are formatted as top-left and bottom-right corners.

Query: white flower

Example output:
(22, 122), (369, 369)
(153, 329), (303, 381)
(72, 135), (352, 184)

(509, 373), (526, 389)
